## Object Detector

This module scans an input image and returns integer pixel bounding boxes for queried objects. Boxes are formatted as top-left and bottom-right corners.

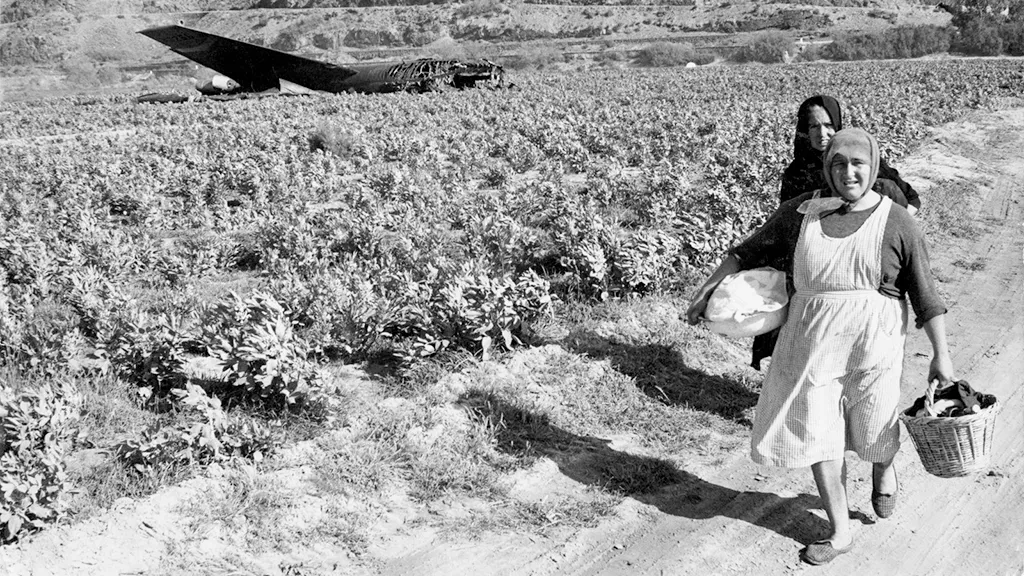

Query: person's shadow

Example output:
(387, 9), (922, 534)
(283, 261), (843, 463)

(565, 329), (760, 424)
(459, 389), (870, 547)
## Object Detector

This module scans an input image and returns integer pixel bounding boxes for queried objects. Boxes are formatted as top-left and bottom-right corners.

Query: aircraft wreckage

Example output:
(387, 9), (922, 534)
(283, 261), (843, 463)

(136, 24), (507, 101)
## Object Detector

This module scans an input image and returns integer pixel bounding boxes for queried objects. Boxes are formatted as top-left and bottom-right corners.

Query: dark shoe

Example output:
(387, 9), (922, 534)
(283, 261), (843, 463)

(800, 540), (853, 565)
(872, 468), (899, 519)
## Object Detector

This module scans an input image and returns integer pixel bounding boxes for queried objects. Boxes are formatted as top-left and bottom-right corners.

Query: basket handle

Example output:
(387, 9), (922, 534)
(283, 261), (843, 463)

(925, 378), (940, 417)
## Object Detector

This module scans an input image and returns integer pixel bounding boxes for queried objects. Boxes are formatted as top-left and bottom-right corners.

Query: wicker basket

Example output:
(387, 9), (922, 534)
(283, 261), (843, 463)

(900, 391), (1000, 478)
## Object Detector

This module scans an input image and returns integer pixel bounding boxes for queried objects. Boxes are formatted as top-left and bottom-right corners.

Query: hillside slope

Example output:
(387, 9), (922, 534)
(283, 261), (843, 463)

(0, 0), (951, 72)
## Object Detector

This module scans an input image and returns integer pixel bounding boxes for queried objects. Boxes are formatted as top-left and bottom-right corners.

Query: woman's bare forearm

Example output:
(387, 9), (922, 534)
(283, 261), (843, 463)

(922, 313), (955, 386)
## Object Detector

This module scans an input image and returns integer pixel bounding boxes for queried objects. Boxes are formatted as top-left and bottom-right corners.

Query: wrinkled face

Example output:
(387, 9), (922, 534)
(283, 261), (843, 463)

(829, 153), (872, 202)
(806, 106), (836, 152)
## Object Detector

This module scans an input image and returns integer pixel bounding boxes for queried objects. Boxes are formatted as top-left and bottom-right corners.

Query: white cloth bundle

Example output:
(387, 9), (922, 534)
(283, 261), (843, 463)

(703, 267), (789, 338)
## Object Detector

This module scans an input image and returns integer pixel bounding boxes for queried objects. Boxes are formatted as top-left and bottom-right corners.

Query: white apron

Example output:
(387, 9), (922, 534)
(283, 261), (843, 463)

(751, 196), (907, 468)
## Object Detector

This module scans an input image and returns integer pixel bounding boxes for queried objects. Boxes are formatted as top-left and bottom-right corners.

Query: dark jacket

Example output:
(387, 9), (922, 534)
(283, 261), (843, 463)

(780, 95), (921, 208)
(781, 156), (919, 209)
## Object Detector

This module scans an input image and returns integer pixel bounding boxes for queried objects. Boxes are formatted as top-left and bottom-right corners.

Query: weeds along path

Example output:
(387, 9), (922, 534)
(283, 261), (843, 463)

(377, 103), (1024, 576)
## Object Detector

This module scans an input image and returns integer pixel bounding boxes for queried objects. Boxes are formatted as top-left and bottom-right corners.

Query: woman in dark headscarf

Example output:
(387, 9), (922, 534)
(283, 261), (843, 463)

(780, 95), (921, 214)
(685, 128), (953, 565)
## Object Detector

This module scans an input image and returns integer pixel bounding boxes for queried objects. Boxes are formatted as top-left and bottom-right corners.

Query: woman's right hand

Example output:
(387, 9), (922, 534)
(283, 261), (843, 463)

(684, 293), (710, 325)
(680, 254), (742, 326)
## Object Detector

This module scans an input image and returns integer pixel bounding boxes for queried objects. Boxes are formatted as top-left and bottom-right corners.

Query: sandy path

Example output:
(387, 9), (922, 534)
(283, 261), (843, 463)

(378, 104), (1024, 576)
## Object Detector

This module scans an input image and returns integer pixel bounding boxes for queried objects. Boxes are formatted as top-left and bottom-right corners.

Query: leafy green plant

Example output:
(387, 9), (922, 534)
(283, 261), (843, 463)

(614, 230), (682, 294)
(308, 121), (367, 162)
(204, 292), (325, 411)
(269, 268), (398, 358)
(103, 313), (190, 405)
(0, 381), (79, 543)
(114, 384), (278, 474)
(62, 265), (135, 342)
(0, 222), (57, 298)
(397, 268), (554, 361)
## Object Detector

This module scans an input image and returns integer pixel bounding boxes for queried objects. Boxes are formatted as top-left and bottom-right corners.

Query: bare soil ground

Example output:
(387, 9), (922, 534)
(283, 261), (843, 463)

(1, 102), (1022, 576)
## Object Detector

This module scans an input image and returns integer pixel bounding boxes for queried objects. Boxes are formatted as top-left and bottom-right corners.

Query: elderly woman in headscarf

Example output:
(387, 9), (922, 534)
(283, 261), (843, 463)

(781, 95), (921, 213)
(685, 128), (954, 565)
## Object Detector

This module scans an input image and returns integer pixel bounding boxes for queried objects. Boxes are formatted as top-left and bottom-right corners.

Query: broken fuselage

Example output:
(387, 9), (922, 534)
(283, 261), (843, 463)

(140, 25), (506, 96)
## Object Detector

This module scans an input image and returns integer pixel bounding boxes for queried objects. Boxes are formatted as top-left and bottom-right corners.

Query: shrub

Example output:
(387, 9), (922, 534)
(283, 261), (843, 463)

(635, 42), (713, 67)
(63, 266), (135, 342)
(0, 381), (79, 543)
(822, 26), (952, 60)
(395, 267), (554, 362)
(614, 230), (683, 294)
(0, 222), (56, 296)
(999, 21), (1024, 55)
(731, 31), (795, 64)
(114, 384), (278, 475)
(269, 268), (398, 358)
(204, 292), (326, 411)
(454, 0), (503, 18)
(954, 19), (1004, 55)
(8, 300), (84, 374)
(104, 313), (190, 406)
(308, 122), (366, 161)
(508, 46), (564, 70)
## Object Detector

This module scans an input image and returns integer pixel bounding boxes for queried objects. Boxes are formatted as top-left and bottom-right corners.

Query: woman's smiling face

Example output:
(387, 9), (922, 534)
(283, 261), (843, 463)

(806, 106), (836, 152)
(829, 154), (872, 202)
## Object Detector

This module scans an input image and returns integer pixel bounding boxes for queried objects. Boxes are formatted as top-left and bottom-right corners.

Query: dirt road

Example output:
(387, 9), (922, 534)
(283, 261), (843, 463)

(377, 104), (1024, 576)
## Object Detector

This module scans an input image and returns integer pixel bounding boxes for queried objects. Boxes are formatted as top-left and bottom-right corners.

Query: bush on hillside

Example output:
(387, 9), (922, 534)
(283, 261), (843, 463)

(822, 25), (952, 60)
(507, 46), (564, 70)
(999, 21), (1024, 55)
(731, 31), (794, 64)
(454, 0), (504, 18)
(954, 18), (1005, 55)
(635, 42), (714, 67)
(1, 0), (71, 23)
(61, 58), (99, 88)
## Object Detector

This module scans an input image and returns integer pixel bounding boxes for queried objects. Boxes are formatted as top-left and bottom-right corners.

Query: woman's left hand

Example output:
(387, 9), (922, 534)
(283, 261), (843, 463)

(923, 314), (954, 388)
(927, 352), (955, 389)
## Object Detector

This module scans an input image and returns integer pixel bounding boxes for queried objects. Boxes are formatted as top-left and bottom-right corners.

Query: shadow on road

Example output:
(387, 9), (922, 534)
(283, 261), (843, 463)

(565, 330), (760, 424)
(460, 391), (836, 547)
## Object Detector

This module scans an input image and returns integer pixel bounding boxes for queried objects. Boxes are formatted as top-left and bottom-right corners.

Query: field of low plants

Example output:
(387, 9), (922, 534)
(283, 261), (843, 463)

(1, 59), (1021, 554)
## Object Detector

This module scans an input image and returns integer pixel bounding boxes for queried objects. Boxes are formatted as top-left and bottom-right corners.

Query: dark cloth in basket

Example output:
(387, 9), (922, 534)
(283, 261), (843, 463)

(906, 380), (997, 418)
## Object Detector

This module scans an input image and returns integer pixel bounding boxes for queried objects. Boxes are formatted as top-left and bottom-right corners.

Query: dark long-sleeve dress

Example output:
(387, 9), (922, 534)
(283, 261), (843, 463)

(781, 150), (921, 209)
